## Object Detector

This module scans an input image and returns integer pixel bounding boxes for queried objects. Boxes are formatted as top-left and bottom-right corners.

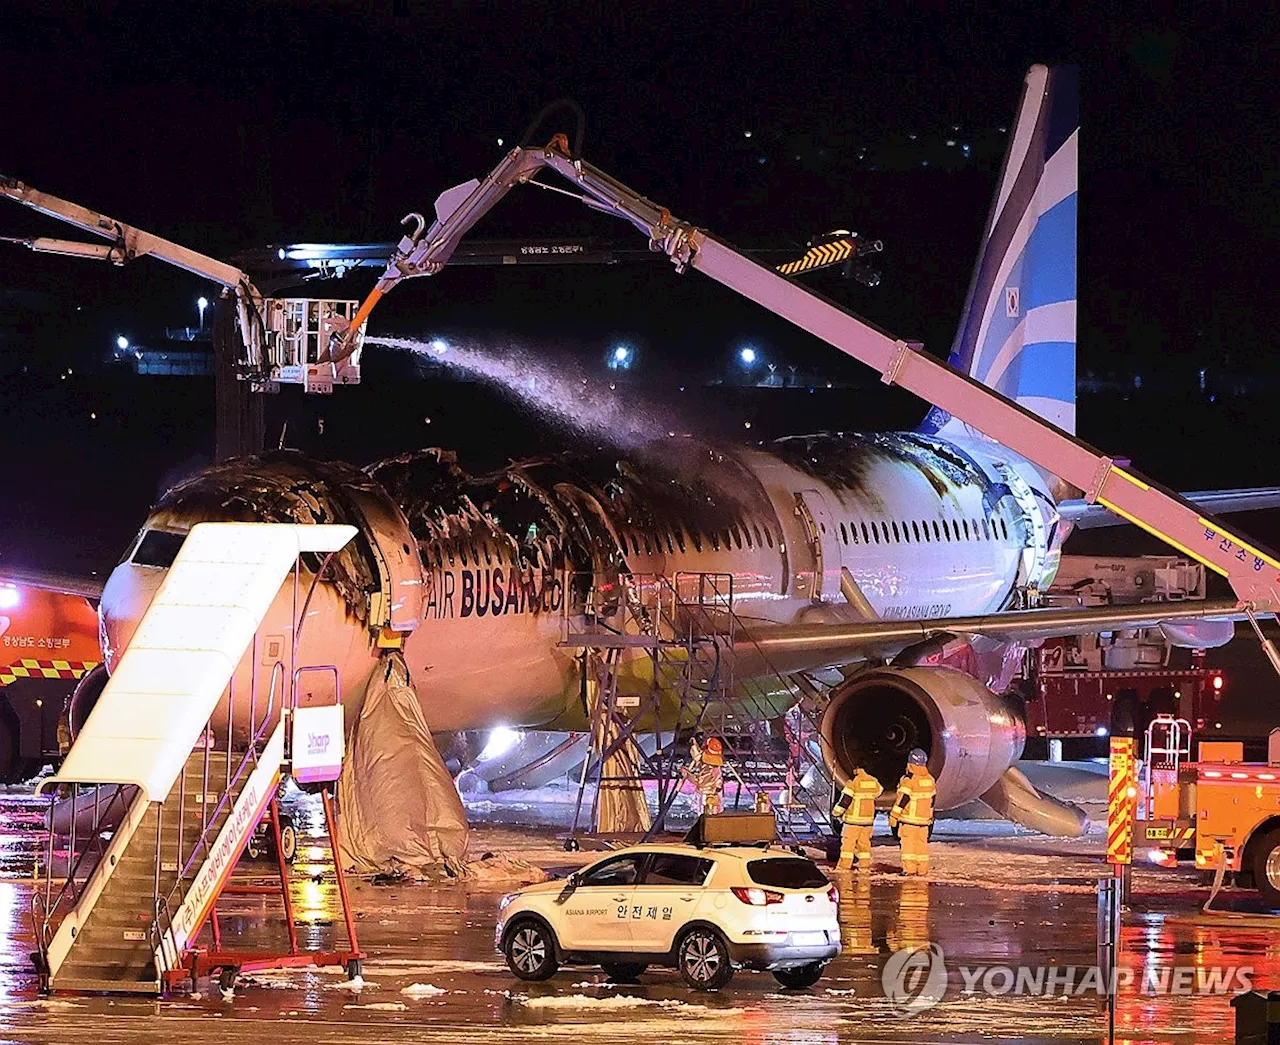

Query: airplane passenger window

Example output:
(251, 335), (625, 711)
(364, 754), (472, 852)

(459, 544), (469, 566)
(962, 520), (971, 540)
(764, 528), (774, 548)
(709, 530), (720, 551)
(666, 532), (675, 553)
(1000, 518), (1009, 539)
(860, 522), (869, 544)
(983, 520), (991, 540)
(840, 522), (849, 545)
(911, 521), (921, 542)
(743, 525), (753, 549)
(732, 525), (743, 550)
(753, 524), (764, 547)
(483, 542), (493, 566)
(676, 530), (687, 553)
(642, 534), (652, 555)
(932, 521), (941, 542)
(726, 527), (737, 550)
(447, 543), (456, 566)
(891, 521), (901, 543)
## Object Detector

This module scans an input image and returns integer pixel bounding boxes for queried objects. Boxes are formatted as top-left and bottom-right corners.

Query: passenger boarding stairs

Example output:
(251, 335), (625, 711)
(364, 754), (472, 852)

(32, 523), (355, 994)
(565, 572), (836, 846)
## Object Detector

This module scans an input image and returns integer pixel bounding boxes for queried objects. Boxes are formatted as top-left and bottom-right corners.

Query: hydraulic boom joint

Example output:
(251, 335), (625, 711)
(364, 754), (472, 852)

(328, 135), (1280, 642)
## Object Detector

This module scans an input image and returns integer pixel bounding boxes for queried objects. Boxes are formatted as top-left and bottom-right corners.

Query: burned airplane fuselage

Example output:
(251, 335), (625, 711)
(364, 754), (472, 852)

(95, 431), (1060, 806)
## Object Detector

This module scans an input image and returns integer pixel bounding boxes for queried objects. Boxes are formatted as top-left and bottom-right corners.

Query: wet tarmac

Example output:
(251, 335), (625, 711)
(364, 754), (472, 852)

(1, 786), (1277, 1044)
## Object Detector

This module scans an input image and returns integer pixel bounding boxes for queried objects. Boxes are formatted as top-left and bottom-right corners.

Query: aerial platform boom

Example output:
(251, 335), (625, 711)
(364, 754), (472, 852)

(328, 135), (1280, 650)
(0, 175), (366, 399)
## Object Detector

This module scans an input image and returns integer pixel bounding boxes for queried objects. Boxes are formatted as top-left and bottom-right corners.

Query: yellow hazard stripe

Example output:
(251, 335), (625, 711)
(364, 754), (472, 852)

(1197, 517), (1280, 573)
(1097, 495), (1229, 577)
(0, 660), (98, 686)
(777, 239), (855, 275)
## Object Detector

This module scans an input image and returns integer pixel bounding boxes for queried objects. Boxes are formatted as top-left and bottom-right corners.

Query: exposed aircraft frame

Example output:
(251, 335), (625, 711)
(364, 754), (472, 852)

(324, 132), (1280, 679)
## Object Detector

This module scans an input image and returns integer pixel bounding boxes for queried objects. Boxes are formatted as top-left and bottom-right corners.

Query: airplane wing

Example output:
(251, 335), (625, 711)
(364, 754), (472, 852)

(0, 565), (105, 600)
(1060, 487), (1280, 529)
(735, 598), (1244, 676)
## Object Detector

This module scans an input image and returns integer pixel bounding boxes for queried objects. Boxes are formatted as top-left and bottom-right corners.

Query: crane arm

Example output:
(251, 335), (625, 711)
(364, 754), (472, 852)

(331, 137), (1280, 621)
(1, 175), (252, 290)
(0, 174), (272, 381)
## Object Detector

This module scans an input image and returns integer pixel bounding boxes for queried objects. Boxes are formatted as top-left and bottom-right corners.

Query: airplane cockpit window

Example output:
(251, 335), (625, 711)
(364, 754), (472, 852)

(131, 529), (187, 569)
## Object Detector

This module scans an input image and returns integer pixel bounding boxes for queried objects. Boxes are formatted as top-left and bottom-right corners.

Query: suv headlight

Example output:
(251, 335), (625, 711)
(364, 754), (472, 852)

(499, 892), (519, 911)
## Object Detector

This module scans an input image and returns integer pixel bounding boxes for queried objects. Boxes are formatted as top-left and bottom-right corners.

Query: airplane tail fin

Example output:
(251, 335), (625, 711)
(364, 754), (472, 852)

(921, 64), (1078, 438)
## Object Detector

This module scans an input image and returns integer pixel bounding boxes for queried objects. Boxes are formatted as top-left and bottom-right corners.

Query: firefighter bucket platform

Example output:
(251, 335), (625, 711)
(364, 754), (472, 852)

(29, 523), (364, 994)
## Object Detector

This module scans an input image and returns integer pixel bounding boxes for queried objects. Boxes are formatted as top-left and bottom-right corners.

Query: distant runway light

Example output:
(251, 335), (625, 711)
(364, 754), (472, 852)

(116, 335), (129, 350)
(739, 347), (757, 365)
(608, 344), (633, 370)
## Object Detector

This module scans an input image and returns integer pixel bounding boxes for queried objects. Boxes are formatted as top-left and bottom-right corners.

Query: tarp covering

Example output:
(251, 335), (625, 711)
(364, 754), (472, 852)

(586, 653), (652, 835)
(336, 652), (469, 874)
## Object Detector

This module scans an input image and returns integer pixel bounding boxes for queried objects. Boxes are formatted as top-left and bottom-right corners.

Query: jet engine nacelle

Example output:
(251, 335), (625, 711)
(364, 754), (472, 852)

(820, 666), (1025, 810)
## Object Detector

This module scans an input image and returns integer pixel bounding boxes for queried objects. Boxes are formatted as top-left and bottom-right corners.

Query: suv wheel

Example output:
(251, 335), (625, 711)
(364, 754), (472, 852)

(600, 961), (648, 983)
(504, 920), (559, 981)
(773, 962), (824, 989)
(677, 928), (733, 990)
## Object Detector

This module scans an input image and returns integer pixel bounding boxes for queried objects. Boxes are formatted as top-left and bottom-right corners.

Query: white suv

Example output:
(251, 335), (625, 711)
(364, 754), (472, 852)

(496, 843), (840, 990)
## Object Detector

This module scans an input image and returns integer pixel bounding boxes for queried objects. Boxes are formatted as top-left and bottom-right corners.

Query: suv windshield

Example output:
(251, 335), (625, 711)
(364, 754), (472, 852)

(747, 857), (829, 889)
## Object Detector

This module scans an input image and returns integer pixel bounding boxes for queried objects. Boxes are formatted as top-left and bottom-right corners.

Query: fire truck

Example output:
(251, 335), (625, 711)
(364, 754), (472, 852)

(1023, 555), (1227, 753)
(1139, 715), (1280, 907)
(0, 578), (101, 783)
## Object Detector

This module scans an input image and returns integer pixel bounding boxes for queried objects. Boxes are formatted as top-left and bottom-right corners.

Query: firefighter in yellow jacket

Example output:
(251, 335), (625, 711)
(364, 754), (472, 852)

(889, 748), (936, 876)
(831, 767), (882, 870)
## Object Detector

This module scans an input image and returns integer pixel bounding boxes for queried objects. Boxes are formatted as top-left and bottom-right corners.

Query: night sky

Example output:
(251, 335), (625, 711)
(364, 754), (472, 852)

(1, 2), (1277, 575)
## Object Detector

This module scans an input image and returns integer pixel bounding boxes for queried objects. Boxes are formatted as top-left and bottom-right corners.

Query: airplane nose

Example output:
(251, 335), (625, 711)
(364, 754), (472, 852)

(98, 562), (166, 672)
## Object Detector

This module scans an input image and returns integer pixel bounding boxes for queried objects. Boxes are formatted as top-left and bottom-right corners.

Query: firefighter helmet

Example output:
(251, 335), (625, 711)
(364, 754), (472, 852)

(908, 748), (928, 767)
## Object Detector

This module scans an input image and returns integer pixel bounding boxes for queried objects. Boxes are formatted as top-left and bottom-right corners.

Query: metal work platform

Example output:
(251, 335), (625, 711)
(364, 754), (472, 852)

(30, 523), (363, 994)
(559, 571), (836, 848)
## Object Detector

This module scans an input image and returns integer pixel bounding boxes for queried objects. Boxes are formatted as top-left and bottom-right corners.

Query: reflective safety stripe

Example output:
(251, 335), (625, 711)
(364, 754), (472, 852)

(895, 768), (936, 826)
(839, 774), (883, 825)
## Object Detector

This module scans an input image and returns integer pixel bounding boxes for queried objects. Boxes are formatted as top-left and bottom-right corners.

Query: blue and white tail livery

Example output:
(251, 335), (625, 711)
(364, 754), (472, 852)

(921, 64), (1078, 438)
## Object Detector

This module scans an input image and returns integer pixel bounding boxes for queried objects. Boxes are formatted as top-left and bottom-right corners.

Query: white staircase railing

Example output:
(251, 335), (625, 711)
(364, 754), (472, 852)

(35, 522), (356, 987)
